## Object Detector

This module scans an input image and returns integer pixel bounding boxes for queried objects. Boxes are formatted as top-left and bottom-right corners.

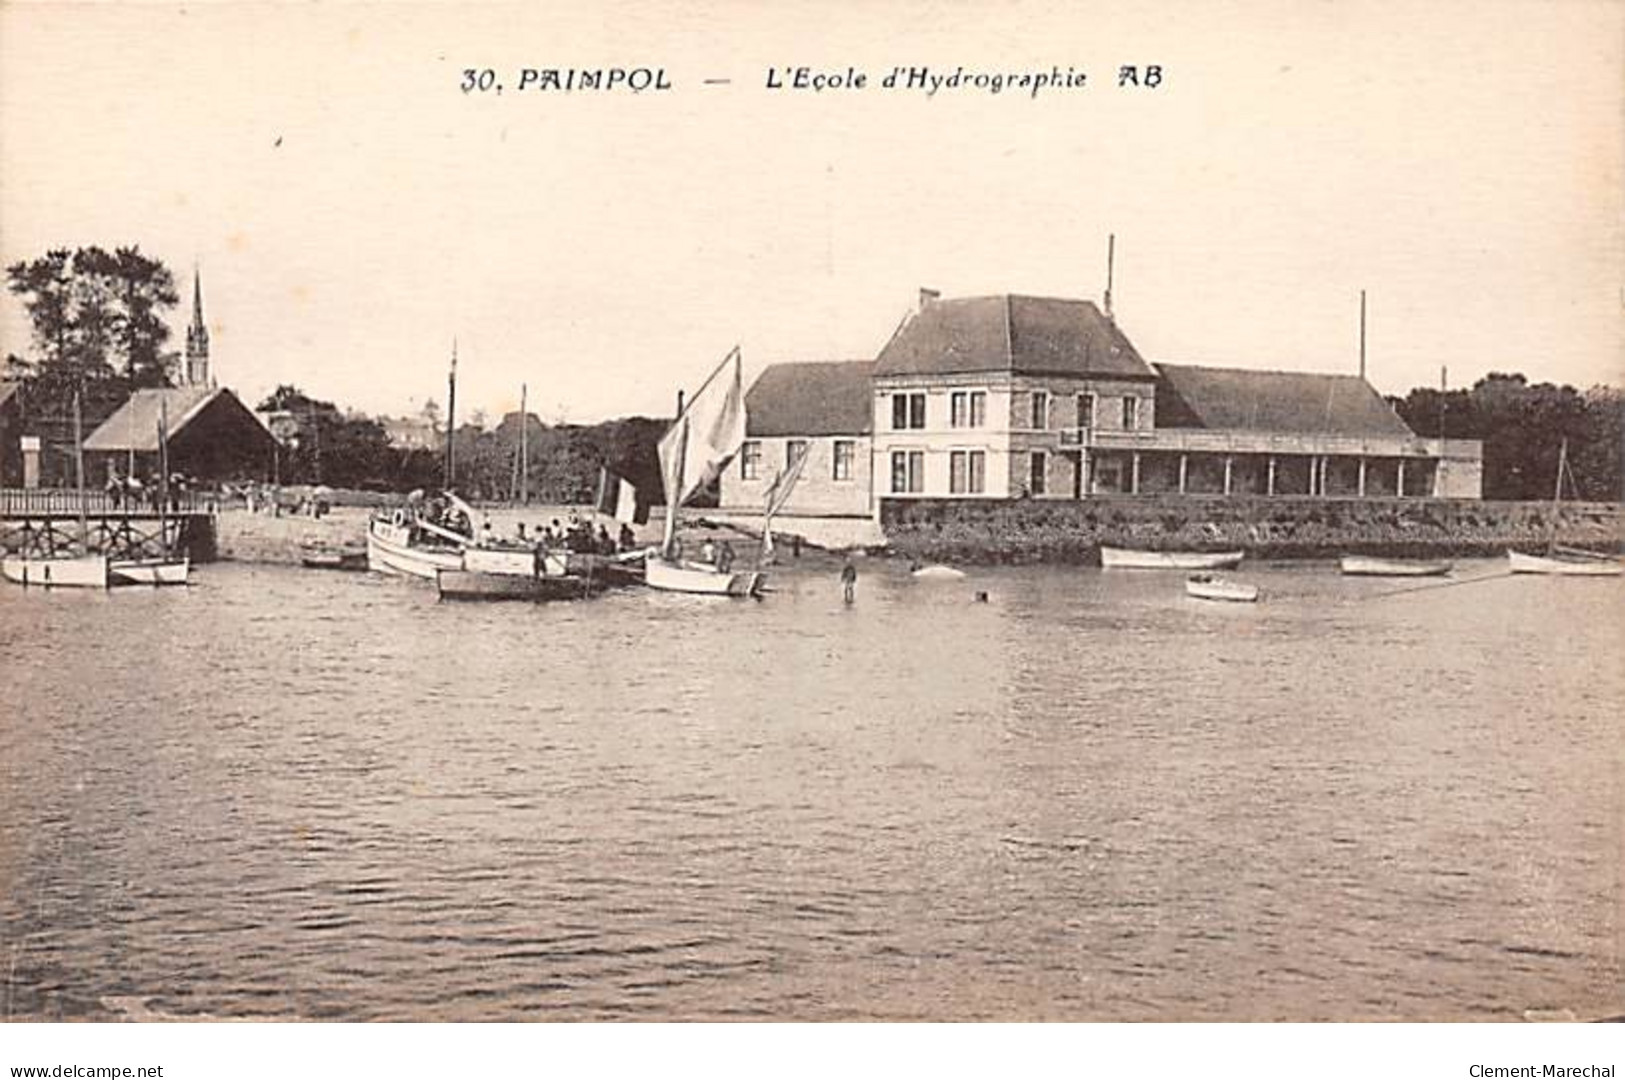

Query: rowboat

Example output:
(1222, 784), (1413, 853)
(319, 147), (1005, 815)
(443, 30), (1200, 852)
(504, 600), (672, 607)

(435, 569), (605, 601)
(1339, 555), (1452, 577)
(1101, 546), (1243, 570)
(300, 546), (368, 572)
(1507, 550), (1622, 577)
(1185, 573), (1259, 603)
(911, 564), (967, 580)
(110, 557), (191, 586)
(2, 554), (111, 589)
(644, 557), (764, 597)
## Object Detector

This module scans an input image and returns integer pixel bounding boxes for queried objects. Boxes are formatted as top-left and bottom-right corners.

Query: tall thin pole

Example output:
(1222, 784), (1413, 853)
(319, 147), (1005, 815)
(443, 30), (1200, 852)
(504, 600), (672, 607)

(1359, 290), (1367, 381)
(158, 396), (170, 556)
(1104, 233), (1116, 322)
(519, 382), (529, 506)
(1436, 365), (1447, 497)
(443, 339), (457, 490)
(72, 390), (87, 552)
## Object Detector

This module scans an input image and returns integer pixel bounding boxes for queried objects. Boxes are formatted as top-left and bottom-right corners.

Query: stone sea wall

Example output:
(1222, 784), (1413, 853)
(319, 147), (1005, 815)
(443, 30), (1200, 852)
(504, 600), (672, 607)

(879, 496), (1625, 564)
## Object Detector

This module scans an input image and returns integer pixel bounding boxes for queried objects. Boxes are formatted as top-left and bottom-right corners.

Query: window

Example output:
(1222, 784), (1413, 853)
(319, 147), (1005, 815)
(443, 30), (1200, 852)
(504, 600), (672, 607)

(969, 391), (986, 427)
(1077, 393), (1095, 428)
(890, 450), (924, 494)
(1031, 390), (1049, 430)
(832, 439), (855, 481)
(1122, 395), (1138, 430)
(1030, 451), (1047, 495)
(891, 392), (926, 430)
(951, 391), (967, 428)
(740, 441), (762, 480)
(786, 439), (808, 471)
(950, 450), (986, 494)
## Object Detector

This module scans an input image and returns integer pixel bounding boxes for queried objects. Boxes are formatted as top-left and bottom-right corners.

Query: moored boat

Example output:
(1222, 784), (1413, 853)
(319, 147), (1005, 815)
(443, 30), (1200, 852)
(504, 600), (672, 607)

(1101, 546), (1243, 570)
(300, 545), (368, 571)
(367, 512), (467, 579)
(1507, 550), (1622, 577)
(110, 557), (190, 586)
(435, 568), (605, 601)
(643, 557), (763, 597)
(1339, 555), (1452, 577)
(911, 563), (967, 580)
(2, 554), (111, 589)
(1185, 573), (1259, 603)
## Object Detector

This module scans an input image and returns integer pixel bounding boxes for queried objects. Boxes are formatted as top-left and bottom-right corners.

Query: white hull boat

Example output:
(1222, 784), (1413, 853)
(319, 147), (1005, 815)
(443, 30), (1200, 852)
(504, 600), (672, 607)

(644, 557), (763, 597)
(3, 554), (111, 589)
(367, 518), (465, 580)
(911, 564), (967, 580)
(1185, 573), (1259, 603)
(1507, 550), (1622, 577)
(1339, 555), (1452, 577)
(1101, 546), (1244, 570)
(110, 558), (191, 586)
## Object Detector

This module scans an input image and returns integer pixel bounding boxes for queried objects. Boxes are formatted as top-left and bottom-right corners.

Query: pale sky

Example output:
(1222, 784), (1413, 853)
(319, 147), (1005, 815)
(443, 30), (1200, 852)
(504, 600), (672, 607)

(2, 0), (1620, 424)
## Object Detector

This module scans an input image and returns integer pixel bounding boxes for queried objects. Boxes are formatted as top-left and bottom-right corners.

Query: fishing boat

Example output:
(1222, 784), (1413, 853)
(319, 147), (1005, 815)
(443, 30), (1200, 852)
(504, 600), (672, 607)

(435, 568), (605, 602)
(1508, 439), (1623, 577)
(3, 392), (113, 590)
(1339, 555), (1452, 577)
(645, 347), (766, 597)
(367, 504), (470, 579)
(1100, 546), (1243, 570)
(1185, 573), (1259, 603)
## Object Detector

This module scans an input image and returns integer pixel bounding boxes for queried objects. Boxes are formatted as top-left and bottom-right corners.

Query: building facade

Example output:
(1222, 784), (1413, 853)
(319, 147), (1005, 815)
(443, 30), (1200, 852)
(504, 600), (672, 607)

(722, 291), (1483, 518)
(719, 361), (873, 517)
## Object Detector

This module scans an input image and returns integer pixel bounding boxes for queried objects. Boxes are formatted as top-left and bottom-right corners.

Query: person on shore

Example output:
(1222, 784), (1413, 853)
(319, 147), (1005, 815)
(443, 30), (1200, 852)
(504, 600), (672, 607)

(596, 524), (613, 554)
(701, 538), (716, 565)
(841, 557), (857, 604)
(618, 523), (635, 553)
(516, 523), (529, 544)
(717, 540), (735, 573)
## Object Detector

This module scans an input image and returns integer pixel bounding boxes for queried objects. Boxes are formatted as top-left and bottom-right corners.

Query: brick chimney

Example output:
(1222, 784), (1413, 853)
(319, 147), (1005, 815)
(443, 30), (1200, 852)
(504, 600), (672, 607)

(918, 287), (941, 310)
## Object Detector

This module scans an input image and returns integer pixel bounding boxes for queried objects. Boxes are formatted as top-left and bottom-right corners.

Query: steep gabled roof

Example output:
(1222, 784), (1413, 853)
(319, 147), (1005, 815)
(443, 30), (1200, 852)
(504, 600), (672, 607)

(0, 382), (19, 410)
(745, 360), (875, 437)
(84, 386), (224, 451)
(874, 295), (1156, 380)
(1153, 363), (1416, 438)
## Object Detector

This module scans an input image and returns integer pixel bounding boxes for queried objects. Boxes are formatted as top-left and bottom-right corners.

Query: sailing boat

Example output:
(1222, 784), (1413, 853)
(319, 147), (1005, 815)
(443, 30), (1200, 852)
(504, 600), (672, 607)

(1507, 438), (1621, 576)
(2, 391), (111, 588)
(645, 347), (764, 596)
(110, 394), (190, 585)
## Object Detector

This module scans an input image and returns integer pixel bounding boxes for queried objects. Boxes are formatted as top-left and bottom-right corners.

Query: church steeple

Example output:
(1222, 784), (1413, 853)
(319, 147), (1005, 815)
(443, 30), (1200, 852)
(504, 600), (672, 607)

(184, 266), (211, 387)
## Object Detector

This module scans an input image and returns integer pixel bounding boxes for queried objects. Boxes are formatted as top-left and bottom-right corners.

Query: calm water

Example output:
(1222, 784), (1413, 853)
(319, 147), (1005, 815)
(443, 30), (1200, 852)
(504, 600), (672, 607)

(1, 558), (1620, 1021)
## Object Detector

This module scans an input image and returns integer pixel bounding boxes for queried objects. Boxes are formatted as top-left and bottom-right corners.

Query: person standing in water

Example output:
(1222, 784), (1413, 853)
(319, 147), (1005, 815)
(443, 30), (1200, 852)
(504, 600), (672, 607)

(840, 557), (857, 604)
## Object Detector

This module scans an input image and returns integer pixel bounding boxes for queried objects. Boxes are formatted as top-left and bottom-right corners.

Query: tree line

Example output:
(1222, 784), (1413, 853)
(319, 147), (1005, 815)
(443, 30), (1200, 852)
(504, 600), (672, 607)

(1387, 374), (1622, 502)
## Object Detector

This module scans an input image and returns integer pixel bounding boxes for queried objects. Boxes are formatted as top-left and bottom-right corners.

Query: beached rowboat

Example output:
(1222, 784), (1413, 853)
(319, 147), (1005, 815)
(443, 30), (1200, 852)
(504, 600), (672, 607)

(1101, 546), (1243, 570)
(435, 569), (605, 601)
(1506, 550), (1622, 577)
(1339, 555), (1452, 577)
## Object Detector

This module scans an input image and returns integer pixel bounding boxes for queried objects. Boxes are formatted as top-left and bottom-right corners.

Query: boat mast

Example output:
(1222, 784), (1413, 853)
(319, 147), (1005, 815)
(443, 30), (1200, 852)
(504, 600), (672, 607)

(1549, 437), (1567, 554)
(158, 396), (170, 558)
(72, 390), (88, 553)
(443, 339), (458, 491)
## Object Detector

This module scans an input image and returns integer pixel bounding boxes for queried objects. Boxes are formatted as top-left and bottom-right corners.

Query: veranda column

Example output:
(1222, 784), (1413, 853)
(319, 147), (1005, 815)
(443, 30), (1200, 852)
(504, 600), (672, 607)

(1266, 455), (1277, 496)
(1357, 457), (1367, 497)
(1130, 452), (1141, 495)
(1222, 455), (1233, 496)
(1177, 454), (1188, 495)
(1396, 460), (1407, 498)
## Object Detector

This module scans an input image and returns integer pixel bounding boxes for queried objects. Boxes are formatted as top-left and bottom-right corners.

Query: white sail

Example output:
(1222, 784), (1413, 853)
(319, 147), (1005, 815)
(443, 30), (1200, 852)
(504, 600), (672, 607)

(658, 348), (746, 511)
(760, 441), (809, 561)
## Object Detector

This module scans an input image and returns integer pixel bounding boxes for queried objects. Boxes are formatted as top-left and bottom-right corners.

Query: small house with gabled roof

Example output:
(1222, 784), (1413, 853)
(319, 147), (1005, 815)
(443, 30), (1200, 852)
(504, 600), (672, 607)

(83, 385), (276, 484)
(721, 360), (874, 517)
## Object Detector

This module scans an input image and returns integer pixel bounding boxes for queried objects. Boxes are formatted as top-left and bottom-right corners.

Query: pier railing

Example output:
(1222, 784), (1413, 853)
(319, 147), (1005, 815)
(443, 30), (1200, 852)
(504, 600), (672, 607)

(0, 487), (215, 516)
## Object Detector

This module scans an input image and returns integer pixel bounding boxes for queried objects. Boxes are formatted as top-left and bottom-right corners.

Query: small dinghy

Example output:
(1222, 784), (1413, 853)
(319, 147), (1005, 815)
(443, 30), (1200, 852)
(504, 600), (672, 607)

(911, 563), (966, 580)
(1185, 573), (1259, 603)
(1101, 546), (1243, 570)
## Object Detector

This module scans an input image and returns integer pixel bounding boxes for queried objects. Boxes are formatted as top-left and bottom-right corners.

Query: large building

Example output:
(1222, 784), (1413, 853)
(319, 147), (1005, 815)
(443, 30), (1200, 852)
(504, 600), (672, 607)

(719, 290), (1482, 517)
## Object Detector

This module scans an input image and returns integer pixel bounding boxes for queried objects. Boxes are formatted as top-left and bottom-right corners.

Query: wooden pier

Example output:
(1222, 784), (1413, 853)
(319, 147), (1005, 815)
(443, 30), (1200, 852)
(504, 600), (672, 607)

(0, 489), (217, 562)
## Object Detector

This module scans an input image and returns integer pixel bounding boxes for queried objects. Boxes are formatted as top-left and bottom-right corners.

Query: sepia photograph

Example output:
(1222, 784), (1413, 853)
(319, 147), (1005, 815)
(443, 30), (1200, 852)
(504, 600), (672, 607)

(1, 0), (1621, 1071)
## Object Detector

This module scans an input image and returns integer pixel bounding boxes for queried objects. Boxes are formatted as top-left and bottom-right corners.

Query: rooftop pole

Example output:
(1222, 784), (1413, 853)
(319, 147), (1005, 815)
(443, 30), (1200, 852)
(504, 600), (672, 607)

(1104, 233), (1116, 322)
(1359, 290), (1367, 381)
